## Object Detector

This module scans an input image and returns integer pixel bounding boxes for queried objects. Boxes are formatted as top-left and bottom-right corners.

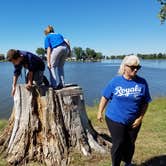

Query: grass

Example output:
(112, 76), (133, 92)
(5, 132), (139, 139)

(0, 120), (8, 131)
(0, 98), (166, 166)
(85, 97), (166, 166)
(133, 97), (166, 165)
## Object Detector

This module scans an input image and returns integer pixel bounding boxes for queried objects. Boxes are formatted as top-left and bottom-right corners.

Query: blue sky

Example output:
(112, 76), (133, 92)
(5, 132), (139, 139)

(0, 0), (165, 56)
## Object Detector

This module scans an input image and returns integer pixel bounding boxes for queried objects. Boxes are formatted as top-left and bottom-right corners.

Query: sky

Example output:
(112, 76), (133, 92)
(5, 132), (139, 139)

(0, 0), (165, 56)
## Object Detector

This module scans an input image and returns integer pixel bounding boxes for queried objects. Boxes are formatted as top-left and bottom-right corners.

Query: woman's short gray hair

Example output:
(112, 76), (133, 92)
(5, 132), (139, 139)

(118, 55), (140, 75)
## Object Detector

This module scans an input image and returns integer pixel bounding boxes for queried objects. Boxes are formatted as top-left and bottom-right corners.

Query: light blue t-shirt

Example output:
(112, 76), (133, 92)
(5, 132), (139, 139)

(44, 33), (64, 49)
(102, 75), (152, 125)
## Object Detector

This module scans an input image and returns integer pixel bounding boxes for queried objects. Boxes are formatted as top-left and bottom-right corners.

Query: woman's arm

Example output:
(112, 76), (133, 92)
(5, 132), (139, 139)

(97, 96), (108, 122)
(132, 103), (148, 128)
(46, 47), (51, 68)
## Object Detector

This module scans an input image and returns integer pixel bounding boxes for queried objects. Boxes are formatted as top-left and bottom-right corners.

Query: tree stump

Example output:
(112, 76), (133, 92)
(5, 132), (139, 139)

(0, 84), (111, 166)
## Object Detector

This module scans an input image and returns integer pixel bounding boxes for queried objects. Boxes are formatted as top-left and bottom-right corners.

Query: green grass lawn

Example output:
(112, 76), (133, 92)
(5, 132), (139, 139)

(84, 97), (166, 166)
(0, 98), (166, 166)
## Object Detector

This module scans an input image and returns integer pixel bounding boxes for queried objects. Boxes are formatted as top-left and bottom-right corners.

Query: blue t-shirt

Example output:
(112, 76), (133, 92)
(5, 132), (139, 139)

(44, 33), (64, 49)
(102, 75), (152, 125)
(14, 50), (45, 76)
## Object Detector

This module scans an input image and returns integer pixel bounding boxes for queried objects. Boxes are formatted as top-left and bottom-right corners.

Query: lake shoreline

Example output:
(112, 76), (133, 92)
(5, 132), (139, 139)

(1, 60), (166, 118)
(1, 96), (166, 121)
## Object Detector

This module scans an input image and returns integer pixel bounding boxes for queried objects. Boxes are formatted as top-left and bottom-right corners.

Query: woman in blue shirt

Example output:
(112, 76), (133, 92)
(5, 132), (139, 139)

(44, 25), (70, 89)
(97, 55), (151, 166)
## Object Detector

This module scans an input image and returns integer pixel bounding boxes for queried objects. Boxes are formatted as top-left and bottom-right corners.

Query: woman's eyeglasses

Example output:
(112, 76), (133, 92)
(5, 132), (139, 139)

(126, 65), (141, 71)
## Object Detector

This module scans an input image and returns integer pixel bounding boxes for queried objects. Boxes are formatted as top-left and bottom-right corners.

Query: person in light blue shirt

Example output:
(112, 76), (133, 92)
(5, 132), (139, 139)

(44, 25), (70, 89)
(97, 55), (151, 166)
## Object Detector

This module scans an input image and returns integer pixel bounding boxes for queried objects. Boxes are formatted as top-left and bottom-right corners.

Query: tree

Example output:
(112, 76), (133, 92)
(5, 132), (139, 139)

(73, 47), (104, 61)
(96, 52), (103, 60)
(85, 48), (96, 60)
(0, 54), (5, 61)
(73, 47), (84, 60)
(0, 85), (111, 165)
(158, 0), (166, 23)
(36, 48), (46, 60)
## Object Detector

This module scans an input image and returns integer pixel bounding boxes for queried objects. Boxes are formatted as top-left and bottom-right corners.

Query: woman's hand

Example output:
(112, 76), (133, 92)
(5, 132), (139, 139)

(47, 62), (51, 69)
(11, 86), (16, 96)
(97, 111), (103, 122)
(25, 83), (32, 90)
(97, 97), (108, 123)
(132, 117), (142, 128)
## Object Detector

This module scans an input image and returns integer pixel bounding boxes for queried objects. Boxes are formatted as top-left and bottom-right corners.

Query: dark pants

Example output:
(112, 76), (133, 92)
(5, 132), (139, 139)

(105, 116), (141, 166)
(25, 71), (49, 86)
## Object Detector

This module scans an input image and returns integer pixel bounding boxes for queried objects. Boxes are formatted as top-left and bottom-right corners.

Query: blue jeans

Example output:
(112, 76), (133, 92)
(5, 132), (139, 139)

(49, 44), (69, 88)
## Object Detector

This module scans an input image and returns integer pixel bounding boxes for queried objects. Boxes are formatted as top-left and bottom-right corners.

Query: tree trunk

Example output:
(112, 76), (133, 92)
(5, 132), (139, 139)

(0, 84), (111, 166)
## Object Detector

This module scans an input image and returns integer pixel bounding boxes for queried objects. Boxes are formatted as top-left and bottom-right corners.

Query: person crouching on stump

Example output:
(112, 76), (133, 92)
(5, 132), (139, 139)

(7, 49), (47, 96)
(97, 55), (151, 166)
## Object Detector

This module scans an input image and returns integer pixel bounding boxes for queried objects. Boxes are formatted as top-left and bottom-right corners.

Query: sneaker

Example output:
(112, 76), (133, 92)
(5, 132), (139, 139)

(63, 83), (78, 88)
(43, 75), (49, 86)
(57, 84), (63, 89)
(124, 163), (133, 166)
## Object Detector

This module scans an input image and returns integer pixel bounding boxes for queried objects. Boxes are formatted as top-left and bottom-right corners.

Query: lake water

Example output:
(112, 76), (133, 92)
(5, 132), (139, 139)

(0, 59), (166, 119)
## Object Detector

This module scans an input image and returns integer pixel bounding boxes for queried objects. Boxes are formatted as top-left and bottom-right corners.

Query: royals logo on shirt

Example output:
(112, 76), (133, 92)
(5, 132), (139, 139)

(114, 85), (142, 97)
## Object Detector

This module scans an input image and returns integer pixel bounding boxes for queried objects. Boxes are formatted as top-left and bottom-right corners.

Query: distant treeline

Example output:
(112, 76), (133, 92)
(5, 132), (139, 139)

(72, 47), (104, 61)
(72, 48), (166, 60)
(108, 53), (166, 60)
(1, 48), (166, 62)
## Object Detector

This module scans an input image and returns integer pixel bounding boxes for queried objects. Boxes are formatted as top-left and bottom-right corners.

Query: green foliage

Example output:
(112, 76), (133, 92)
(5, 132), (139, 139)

(72, 47), (84, 60)
(0, 54), (5, 61)
(137, 53), (166, 59)
(108, 53), (166, 59)
(85, 48), (96, 59)
(36, 47), (45, 56)
(72, 47), (103, 61)
(35, 48), (46, 60)
(158, 0), (166, 23)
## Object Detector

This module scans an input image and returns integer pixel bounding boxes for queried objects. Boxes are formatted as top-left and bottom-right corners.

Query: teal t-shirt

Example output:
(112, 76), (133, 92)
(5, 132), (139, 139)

(102, 75), (151, 125)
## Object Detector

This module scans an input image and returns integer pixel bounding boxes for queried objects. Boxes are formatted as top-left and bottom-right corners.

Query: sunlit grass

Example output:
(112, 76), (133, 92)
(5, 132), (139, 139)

(0, 120), (8, 131)
(86, 97), (166, 166)
(134, 97), (166, 165)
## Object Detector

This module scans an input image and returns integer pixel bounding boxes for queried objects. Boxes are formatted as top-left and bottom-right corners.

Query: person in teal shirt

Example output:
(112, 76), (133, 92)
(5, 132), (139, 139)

(97, 55), (151, 166)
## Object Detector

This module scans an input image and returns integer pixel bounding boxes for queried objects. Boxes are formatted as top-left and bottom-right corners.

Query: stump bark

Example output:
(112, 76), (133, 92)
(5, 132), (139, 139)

(0, 84), (111, 166)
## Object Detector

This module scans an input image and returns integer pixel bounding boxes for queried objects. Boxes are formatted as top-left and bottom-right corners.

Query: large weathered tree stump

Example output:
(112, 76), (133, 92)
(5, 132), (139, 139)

(0, 84), (111, 165)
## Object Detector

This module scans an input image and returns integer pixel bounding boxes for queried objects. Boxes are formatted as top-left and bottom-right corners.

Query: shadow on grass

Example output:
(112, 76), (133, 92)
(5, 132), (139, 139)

(139, 155), (166, 166)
